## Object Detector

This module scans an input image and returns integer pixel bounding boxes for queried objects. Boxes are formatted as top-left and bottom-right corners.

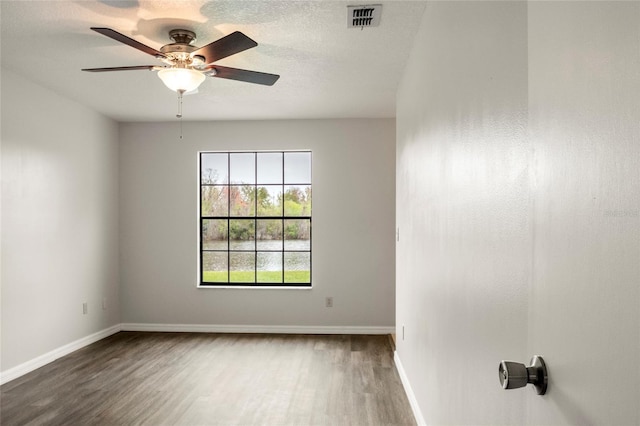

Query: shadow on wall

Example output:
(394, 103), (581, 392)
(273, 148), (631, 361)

(549, 386), (591, 425)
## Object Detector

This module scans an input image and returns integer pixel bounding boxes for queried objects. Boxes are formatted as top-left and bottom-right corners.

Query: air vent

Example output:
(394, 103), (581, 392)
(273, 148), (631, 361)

(347, 4), (382, 28)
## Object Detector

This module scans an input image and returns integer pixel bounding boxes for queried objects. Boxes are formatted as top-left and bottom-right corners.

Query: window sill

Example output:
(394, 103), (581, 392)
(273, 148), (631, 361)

(197, 285), (312, 290)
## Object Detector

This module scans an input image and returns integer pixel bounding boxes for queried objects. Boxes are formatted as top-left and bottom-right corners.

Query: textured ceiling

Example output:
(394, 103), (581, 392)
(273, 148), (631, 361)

(0, 1), (426, 122)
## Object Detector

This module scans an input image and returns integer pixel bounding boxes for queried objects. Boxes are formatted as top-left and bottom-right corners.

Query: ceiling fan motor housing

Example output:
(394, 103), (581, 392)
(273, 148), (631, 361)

(169, 29), (196, 45)
(160, 29), (205, 66)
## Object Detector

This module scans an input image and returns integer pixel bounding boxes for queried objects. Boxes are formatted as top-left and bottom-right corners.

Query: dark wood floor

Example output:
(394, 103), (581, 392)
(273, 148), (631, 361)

(1, 332), (416, 425)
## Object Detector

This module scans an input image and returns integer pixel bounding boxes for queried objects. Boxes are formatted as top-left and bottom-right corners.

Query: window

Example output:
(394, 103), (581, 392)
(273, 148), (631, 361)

(199, 151), (312, 287)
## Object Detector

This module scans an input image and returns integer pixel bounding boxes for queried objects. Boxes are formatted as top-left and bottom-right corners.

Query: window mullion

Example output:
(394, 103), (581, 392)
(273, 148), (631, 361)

(227, 153), (231, 283)
(281, 153), (285, 281)
(254, 153), (258, 284)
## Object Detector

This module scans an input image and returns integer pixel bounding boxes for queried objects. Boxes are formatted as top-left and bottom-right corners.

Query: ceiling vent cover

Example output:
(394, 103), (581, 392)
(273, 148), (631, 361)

(347, 4), (382, 28)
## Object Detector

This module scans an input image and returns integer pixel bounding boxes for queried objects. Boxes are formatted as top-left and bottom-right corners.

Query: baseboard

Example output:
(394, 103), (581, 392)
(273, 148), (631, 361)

(394, 350), (426, 426)
(0, 324), (122, 385)
(121, 323), (395, 335)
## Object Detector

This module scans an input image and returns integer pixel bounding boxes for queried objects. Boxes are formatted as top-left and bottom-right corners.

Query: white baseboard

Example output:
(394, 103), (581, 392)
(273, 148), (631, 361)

(0, 324), (122, 385)
(121, 323), (395, 335)
(394, 350), (426, 426)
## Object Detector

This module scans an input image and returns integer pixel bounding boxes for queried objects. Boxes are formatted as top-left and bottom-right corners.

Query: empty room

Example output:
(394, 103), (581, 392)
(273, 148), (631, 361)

(1, 1), (639, 425)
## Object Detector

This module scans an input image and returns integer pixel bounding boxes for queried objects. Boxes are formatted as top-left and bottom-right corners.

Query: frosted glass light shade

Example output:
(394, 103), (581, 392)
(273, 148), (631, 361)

(158, 68), (206, 92)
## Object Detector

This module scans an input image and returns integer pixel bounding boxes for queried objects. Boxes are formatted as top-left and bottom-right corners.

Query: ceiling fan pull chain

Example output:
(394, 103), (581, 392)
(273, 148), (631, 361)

(177, 90), (184, 119)
(177, 90), (184, 139)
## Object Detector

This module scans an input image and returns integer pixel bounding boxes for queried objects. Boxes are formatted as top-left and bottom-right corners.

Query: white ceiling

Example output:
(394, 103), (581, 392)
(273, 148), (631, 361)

(0, 0), (426, 122)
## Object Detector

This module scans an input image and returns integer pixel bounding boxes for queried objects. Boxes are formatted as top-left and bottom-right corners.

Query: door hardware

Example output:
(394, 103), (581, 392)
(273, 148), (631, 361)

(498, 355), (548, 395)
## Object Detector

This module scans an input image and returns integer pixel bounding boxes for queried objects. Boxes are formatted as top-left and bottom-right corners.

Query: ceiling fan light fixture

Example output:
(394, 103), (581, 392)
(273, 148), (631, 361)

(157, 68), (206, 93)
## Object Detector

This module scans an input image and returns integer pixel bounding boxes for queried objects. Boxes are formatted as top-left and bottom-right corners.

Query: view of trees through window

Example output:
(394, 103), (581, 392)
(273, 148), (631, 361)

(199, 151), (311, 286)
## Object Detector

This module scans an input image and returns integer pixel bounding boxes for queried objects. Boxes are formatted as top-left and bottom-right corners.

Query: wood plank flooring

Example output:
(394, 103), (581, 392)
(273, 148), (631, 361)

(1, 332), (416, 425)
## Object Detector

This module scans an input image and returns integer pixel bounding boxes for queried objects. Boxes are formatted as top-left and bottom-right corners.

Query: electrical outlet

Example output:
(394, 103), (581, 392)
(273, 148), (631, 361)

(82, 302), (88, 315)
(402, 325), (405, 340)
(326, 297), (333, 308)
(396, 227), (400, 242)
(102, 297), (107, 311)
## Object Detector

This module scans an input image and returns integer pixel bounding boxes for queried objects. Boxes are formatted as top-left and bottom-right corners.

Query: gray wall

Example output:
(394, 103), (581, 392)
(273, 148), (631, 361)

(119, 119), (396, 328)
(396, 1), (639, 425)
(1, 68), (120, 371)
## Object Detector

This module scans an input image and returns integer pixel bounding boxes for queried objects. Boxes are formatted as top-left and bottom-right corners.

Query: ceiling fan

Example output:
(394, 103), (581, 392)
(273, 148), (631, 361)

(82, 27), (280, 95)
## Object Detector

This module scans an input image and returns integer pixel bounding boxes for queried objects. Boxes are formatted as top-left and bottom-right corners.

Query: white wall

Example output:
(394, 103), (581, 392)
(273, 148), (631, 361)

(527, 2), (640, 424)
(119, 119), (396, 328)
(1, 68), (120, 372)
(396, 2), (530, 424)
(396, 1), (639, 425)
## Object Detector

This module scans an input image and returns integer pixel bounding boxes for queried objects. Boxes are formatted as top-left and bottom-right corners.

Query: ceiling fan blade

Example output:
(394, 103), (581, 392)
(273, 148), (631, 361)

(208, 66), (280, 86)
(192, 31), (257, 64)
(91, 27), (166, 58)
(82, 66), (157, 72)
